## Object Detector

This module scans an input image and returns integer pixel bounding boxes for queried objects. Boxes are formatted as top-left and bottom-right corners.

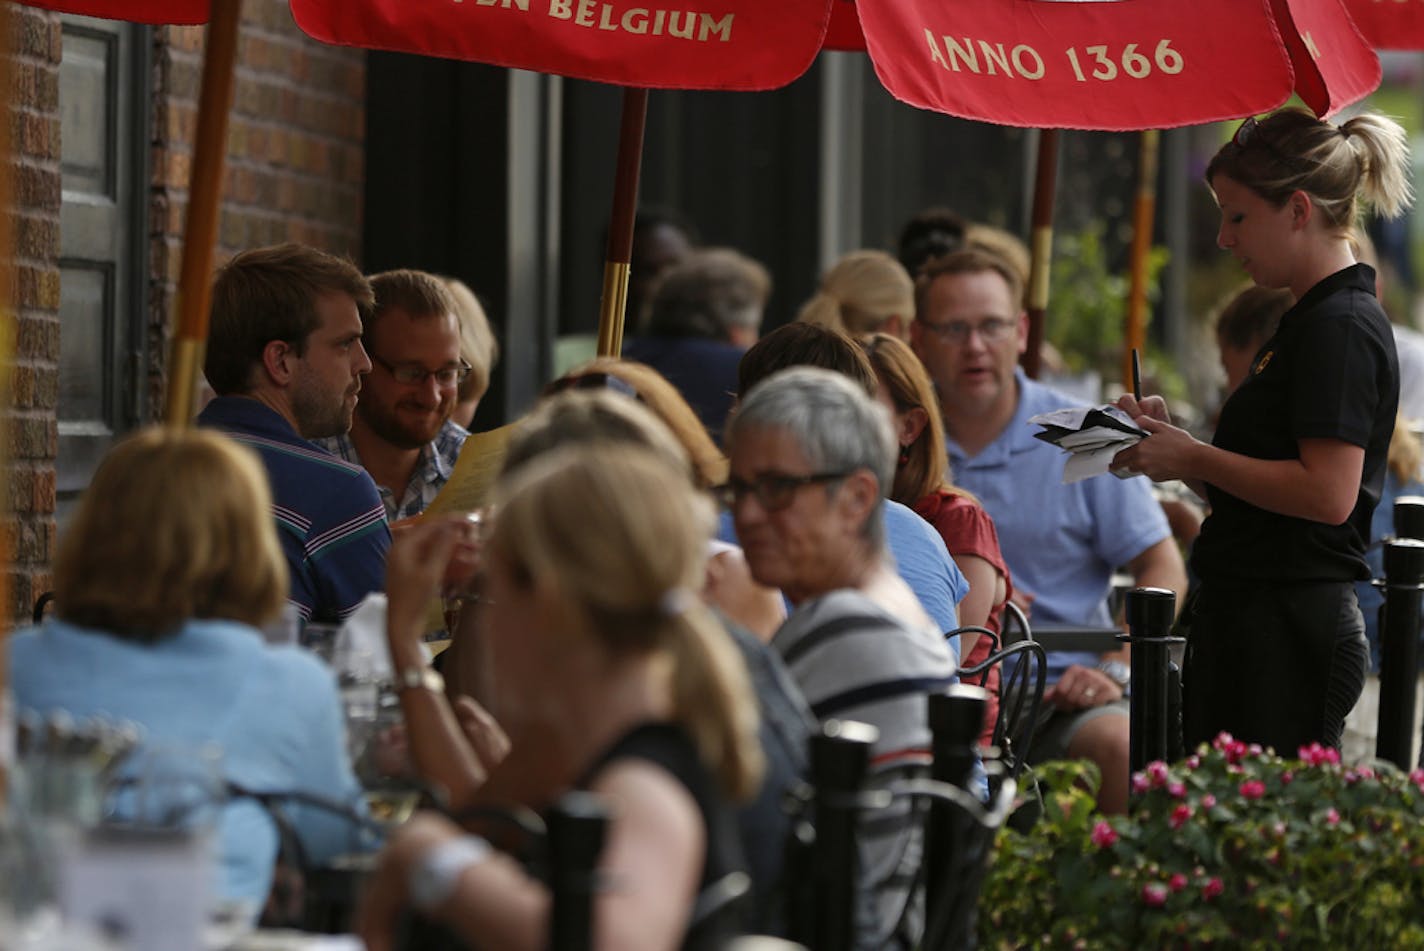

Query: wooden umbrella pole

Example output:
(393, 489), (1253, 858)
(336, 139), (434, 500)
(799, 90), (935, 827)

(1123, 129), (1161, 391)
(1023, 129), (1059, 380)
(163, 0), (242, 427)
(595, 86), (649, 358)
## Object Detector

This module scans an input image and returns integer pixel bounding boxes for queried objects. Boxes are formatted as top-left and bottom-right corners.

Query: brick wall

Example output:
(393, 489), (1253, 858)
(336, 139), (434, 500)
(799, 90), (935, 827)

(7, 7), (61, 624)
(0, 4), (364, 627)
(148, 0), (366, 416)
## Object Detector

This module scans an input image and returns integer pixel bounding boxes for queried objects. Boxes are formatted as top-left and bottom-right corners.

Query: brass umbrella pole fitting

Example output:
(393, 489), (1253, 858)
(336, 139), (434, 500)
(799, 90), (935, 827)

(595, 86), (649, 359)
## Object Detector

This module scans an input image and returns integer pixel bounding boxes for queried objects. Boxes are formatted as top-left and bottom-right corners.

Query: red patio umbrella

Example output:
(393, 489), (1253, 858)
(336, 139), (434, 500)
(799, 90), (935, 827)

(1345, 0), (1424, 50)
(290, 0), (835, 356)
(15, 0), (206, 22)
(855, 0), (1380, 378)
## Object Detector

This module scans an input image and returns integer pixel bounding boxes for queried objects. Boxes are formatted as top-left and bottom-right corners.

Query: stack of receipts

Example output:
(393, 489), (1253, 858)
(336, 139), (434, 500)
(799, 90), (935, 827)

(1028, 404), (1147, 484)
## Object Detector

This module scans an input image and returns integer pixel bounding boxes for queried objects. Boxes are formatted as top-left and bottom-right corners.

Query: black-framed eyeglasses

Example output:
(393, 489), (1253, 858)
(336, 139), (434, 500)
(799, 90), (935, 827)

(915, 316), (1015, 345)
(371, 353), (472, 387)
(541, 371), (641, 401)
(713, 470), (852, 512)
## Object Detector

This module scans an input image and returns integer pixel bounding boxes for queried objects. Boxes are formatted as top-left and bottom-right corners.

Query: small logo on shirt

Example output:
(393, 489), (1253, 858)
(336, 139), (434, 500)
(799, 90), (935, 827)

(1253, 350), (1274, 375)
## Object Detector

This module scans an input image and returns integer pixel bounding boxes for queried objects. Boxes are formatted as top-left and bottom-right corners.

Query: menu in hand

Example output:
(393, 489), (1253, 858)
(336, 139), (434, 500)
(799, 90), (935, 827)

(1028, 405), (1147, 484)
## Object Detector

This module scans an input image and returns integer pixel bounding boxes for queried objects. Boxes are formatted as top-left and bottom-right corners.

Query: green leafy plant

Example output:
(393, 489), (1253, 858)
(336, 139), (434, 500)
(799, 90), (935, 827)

(1047, 223), (1182, 403)
(979, 734), (1424, 949)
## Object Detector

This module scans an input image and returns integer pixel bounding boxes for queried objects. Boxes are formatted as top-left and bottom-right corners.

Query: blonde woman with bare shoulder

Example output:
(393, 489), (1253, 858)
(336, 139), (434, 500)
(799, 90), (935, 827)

(1115, 109), (1414, 754)
(360, 445), (763, 951)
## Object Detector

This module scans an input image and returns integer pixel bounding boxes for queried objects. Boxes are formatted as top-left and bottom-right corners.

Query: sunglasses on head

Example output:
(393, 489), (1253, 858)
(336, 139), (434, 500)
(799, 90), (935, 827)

(541, 371), (641, 401)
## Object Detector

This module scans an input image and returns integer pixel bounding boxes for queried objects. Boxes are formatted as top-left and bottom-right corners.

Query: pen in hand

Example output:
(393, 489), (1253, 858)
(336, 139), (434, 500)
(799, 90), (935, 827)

(1131, 348), (1143, 402)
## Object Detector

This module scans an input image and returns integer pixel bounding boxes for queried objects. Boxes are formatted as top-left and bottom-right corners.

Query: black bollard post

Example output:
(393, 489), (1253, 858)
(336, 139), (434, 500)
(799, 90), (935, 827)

(1376, 538), (1424, 769)
(1166, 660), (1185, 763)
(1123, 588), (1181, 790)
(547, 792), (609, 951)
(1394, 495), (1424, 541)
(925, 685), (987, 948)
(794, 719), (878, 951)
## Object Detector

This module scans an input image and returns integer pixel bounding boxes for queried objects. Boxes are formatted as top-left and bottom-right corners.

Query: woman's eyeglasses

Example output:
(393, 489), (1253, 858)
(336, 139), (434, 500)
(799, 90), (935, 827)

(712, 470), (851, 512)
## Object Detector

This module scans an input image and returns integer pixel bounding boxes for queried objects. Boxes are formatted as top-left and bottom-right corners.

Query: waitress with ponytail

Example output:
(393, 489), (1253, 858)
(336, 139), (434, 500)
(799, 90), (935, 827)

(1115, 108), (1414, 754)
(359, 444), (763, 951)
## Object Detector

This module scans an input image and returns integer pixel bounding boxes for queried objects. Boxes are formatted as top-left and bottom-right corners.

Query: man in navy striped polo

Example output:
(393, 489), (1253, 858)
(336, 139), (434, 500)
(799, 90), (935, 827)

(198, 243), (391, 626)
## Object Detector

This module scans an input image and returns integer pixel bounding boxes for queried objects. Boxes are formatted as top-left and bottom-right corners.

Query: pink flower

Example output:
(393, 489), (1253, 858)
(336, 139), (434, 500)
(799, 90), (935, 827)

(1169, 804), (1193, 830)
(1147, 761), (1170, 788)
(1326, 808), (1341, 826)
(1202, 877), (1224, 900)
(1141, 882), (1169, 908)
(1299, 743), (1340, 767)
(1168, 873), (1188, 893)
(1281, 770), (1294, 785)
(1090, 820), (1119, 848)
(1239, 779), (1266, 800)
(1185, 754), (1201, 769)
(1201, 793), (1218, 809)
(1131, 772), (1151, 794)
(1217, 735), (1249, 764)
(1167, 781), (1187, 799)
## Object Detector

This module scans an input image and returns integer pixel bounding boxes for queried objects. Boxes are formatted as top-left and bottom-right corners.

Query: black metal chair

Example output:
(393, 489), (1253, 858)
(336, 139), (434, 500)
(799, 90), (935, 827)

(956, 607), (1047, 796)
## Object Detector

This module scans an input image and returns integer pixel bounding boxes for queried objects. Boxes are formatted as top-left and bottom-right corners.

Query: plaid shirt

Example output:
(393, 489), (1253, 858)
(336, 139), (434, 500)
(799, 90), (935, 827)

(317, 419), (468, 522)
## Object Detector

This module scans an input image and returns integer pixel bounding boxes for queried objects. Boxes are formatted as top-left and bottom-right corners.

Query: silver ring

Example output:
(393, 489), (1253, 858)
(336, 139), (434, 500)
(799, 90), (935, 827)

(1084, 687), (1099, 700)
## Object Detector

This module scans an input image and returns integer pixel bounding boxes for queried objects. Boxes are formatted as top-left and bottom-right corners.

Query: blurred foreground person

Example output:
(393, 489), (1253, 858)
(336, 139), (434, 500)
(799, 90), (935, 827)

(724, 367), (957, 949)
(360, 446), (763, 951)
(734, 322), (968, 643)
(423, 390), (807, 934)
(8, 428), (366, 911)
(1116, 108), (1413, 752)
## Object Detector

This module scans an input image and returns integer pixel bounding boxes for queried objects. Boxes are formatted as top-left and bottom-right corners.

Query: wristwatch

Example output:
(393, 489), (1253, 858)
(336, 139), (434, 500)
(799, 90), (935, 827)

(396, 665), (445, 695)
(409, 835), (491, 910)
(1097, 659), (1131, 689)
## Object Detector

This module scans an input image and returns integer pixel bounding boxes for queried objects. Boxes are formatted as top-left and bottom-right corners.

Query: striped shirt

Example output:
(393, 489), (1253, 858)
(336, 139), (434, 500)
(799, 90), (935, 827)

(773, 589), (957, 951)
(198, 397), (391, 624)
(315, 419), (468, 522)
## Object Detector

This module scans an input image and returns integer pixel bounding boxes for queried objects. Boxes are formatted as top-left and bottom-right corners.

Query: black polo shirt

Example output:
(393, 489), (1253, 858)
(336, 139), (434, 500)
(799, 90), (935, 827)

(1192, 264), (1399, 584)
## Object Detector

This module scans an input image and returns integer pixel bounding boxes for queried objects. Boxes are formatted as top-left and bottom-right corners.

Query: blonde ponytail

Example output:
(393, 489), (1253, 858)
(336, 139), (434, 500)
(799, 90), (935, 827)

(796, 290), (851, 335)
(1341, 113), (1415, 219)
(666, 605), (765, 802)
(490, 444), (762, 801)
(797, 250), (914, 338)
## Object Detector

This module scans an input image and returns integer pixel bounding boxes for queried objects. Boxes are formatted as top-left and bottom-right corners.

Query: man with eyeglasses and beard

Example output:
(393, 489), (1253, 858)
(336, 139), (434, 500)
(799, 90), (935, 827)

(316, 269), (475, 523)
(723, 366), (957, 951)
(910, 247), (1186, 814)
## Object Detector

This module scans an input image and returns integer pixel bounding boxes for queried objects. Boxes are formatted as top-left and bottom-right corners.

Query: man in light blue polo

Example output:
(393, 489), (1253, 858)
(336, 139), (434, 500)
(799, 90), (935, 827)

(912, 247), (1186, 814)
